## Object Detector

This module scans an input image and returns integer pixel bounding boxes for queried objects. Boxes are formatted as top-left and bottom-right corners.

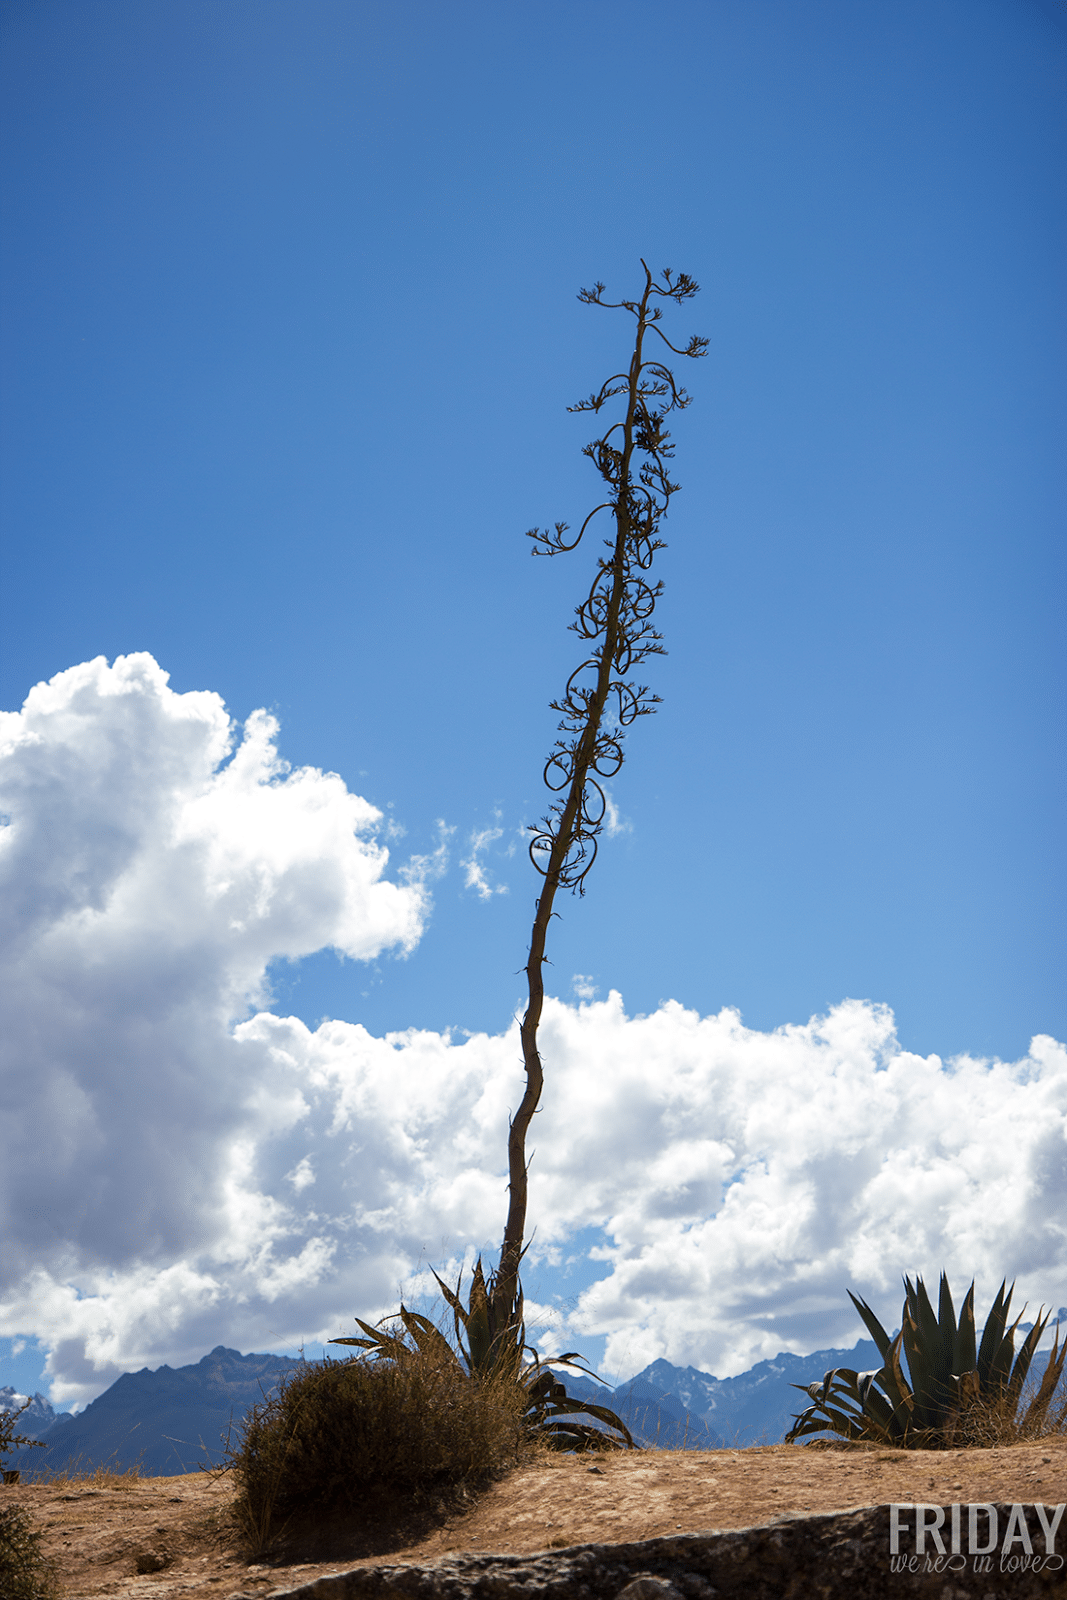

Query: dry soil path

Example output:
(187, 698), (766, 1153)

(7, 1436), (1065, 1599)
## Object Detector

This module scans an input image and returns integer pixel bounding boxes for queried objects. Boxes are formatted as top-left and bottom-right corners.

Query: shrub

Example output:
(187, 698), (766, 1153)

(227, 1340), (528, 1557)
(333, 1257), (633, 1451)
(0, 1399), (47, 1473)
(0, 1505), (57, 1600)
(787, 1273), (1067, 1449)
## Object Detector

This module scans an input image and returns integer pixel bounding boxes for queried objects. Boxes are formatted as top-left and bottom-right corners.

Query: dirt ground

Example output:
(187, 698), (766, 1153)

(7, 1435), (1065, 1600)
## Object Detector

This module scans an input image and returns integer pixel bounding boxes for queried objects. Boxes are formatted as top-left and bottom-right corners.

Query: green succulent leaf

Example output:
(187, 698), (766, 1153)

(1020, 1323), (1067, 1432)
(1006, 1309), (1050, 1410)
(976, 1280), (1013, 1388)
(954, 1282), (978, 1376)
(331, 1259), (635, 1454)
(847, 1291), (893, 1361)
(789, 1273), (1065, 1451)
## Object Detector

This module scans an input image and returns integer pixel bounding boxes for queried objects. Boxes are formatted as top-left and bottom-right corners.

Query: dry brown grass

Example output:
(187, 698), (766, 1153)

(31, 1460), (145, 1490)
(944, 1359), (1067, 1449)
(225, 1346), (531, 1560)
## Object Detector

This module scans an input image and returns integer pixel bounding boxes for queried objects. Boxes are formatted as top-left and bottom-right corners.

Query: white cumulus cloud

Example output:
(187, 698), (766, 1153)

(0, 654), (429, 1398)
(1, 655), (1065, 1409)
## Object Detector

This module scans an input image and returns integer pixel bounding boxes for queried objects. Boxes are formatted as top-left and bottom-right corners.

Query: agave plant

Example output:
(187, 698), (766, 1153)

(786, 1274), (1066, 1449)
(330, 1257), (634, 1451)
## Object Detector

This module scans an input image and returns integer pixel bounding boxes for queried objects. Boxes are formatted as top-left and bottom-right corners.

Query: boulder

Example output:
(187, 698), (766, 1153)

(255, 1502), (1065, 1599)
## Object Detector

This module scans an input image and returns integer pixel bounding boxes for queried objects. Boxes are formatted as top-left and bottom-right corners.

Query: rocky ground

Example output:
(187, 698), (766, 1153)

(5, 1435), (1065, 1599)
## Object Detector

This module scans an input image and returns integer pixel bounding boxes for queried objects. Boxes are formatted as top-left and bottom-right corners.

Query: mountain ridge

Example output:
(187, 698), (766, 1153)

(0, 1386), (74, 1440)
(3, 1339), (883, 1474)
(12, 1331), (1055, 1474)
(558, 1340), (882, 1448)
(4, 1345), (302, 1477)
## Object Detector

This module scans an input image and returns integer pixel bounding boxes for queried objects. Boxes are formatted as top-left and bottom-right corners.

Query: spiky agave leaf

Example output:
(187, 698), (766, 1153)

(787, 1273), (1064, 1450)
(330, 1259), (635, 1451)
(329, 1308), (458, 1369)
(976, 1280), (1017, 1390)
(880, 1327), (915, 1432)
(520, 1359), (635, 1450)
(953, 1280), (978, 1378)
(431, 1258), (516, 1378)
(901, 1283), (944, 1436)
(1006, 1307), (1058, 1412)
(847, 1290), (894, 1361)
(784, 1368), (874, 1444)
(785, 1343), (914, 1447)
(1019, 1322), (1067, 1433)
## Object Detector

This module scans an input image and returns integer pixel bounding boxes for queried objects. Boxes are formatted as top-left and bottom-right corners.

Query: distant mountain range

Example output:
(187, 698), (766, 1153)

(3, 1346), (301, 1477)
(2, 1338), (887, 1476)
(562, 1341), (883, 1448)
(0, 1387), (73, 1438)
(5, 1333), (1060, 1476)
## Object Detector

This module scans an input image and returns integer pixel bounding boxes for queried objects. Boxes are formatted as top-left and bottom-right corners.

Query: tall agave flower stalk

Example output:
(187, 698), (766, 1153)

(787, 1273), (1067, 1448)
(490, 264), (707, 1335)
(335, 267), (704, 1450)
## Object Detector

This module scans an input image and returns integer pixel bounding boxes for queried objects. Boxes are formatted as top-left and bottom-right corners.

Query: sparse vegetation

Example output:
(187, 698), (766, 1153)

(0, 1398), (46, 1474)
(787, 1273), (1067, 1449)
(226, 1340), (531, 1558)
(333, 1257), (633, 1451)
(27, 1460), (144, 1489)
(0, 1505), (58, 1600)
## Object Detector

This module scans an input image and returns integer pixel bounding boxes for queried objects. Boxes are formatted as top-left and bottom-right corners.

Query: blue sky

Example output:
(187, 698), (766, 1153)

(1, 0), (1065, 1408)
